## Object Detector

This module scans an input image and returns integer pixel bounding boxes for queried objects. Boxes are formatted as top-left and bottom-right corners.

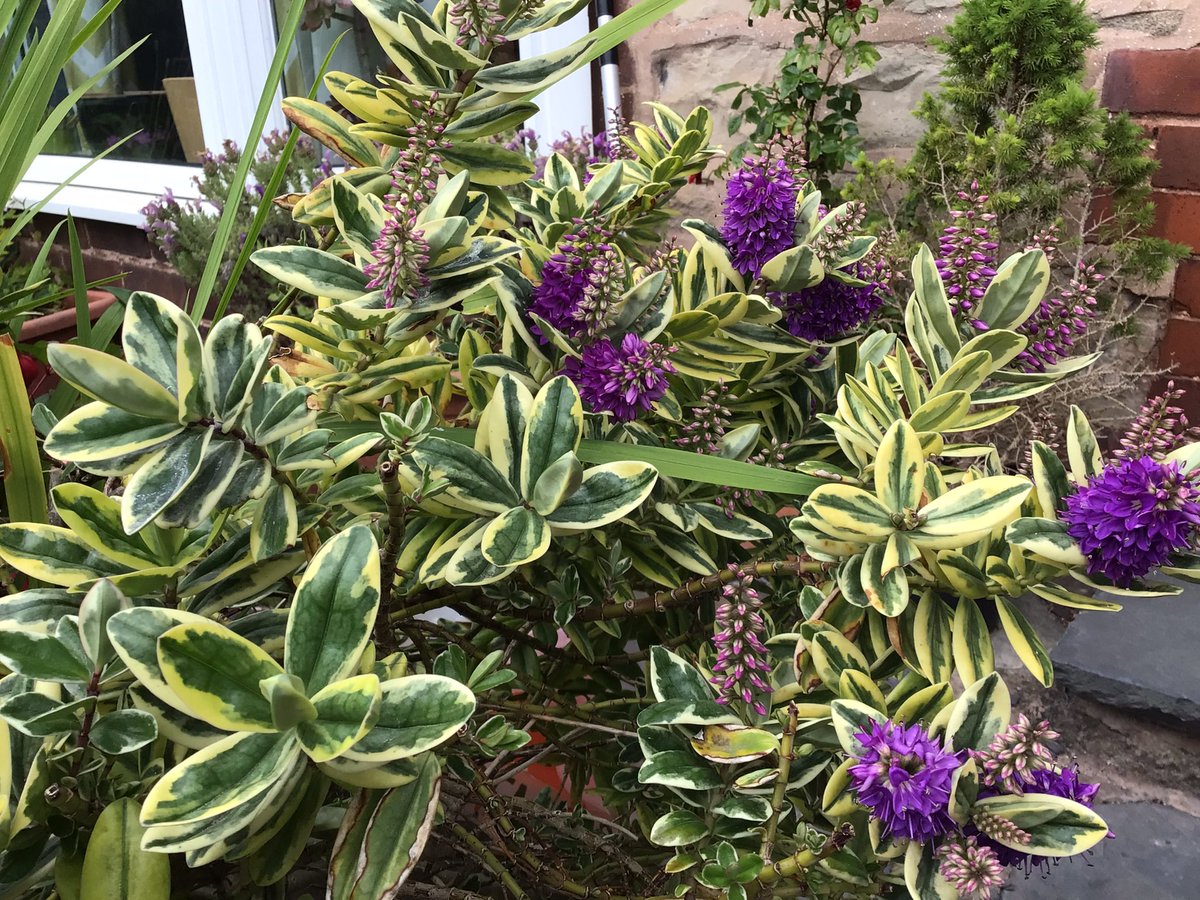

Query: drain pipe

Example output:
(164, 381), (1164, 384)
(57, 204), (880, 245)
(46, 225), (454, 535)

(595, 0), (622, 138)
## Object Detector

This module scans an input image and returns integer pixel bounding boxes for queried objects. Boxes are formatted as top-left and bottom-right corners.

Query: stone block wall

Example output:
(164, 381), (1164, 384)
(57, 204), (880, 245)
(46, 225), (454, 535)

(613, 0), (1200, 223)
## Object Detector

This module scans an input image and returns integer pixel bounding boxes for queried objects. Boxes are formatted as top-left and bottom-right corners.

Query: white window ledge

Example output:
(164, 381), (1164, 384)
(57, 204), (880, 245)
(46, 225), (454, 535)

(13, 156), (201, 228)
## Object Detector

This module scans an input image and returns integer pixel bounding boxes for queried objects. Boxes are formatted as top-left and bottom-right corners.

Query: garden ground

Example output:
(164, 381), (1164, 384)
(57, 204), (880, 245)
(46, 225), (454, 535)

(1000, 590), (1200, 897)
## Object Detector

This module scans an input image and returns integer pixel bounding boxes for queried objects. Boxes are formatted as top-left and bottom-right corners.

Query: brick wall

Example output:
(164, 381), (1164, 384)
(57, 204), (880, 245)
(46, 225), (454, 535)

(21, 213), (189, 303)
(1104, 48), (1200, 414)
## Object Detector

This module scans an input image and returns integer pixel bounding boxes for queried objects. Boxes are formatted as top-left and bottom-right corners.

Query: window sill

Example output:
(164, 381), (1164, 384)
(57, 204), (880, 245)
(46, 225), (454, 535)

(12, 156), (202, 228)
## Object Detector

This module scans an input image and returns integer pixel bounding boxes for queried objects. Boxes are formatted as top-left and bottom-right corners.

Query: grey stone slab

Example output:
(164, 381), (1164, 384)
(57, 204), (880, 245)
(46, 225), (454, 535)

(1007, 802), (1200, 899)
(1050, 586), (1200, 731)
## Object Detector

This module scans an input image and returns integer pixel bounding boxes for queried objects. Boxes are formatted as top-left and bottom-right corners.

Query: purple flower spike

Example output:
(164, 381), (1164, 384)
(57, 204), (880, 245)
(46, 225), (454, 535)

(1064, 455), (1200, 587)
(721, 156), (798, 279)
(936, 183), (998, 315)
(774, 261), (887, 342)
(709, 566), (772, 715)
(848, 719), (962, 842)
(562, 334), (675, 422)
(530, 221), (624, 338)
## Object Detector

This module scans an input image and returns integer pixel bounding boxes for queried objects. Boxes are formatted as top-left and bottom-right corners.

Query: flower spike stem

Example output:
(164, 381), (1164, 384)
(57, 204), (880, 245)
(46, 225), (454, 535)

(583, 559), (823, 621)
(760, 702), (800, 864)
(448, 822), (529, 899)
(375, 459), (407, 651)
(759, 822), (855, 886)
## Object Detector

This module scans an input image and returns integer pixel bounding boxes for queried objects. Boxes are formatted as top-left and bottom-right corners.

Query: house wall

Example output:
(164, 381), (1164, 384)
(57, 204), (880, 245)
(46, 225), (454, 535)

(614, 0), (1200, 411)
(612, 0), (1200, 220)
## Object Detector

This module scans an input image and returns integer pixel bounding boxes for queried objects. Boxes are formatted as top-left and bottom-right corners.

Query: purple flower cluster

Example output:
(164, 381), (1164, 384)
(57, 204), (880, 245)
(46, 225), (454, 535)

(937, 834), (1005, 899)
(364, 97), (448, 307)
(561, 334), (675, 422)
(709, 567), (772, 715)
(676, 383), (734, 453)
(449, 0), (505, 47)
(719, 439), (790, 517)
(503, 128), (614, 181)
(721, 156), (798, 279)
(141, 188), (182, 256)
(1064, 455), (1200, 586)
(1117, 381), (1200, 462)
(530, 221), (625, 338)
(973, 714), (1059, 795)
(301, 0), (351, 31)
(936, 184), (999, 316)
(848, 719), (962, 842)
(774, 262), (887, 342)
(1015, 260), (1101, 372)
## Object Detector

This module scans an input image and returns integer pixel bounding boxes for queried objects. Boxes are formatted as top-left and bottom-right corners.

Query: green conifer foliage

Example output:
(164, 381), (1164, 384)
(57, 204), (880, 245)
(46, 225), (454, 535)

(860, 0), (1182, 282)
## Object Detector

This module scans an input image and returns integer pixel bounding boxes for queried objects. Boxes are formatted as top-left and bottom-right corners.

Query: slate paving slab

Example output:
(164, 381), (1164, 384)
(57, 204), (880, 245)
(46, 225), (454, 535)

(1050, 585), (1200, 731)
(1007, 802), (1200, 898)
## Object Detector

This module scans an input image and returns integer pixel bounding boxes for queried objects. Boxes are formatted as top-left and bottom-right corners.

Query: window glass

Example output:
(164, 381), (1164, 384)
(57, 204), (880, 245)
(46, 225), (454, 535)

(37, 0), (195, 163)
(280, 1), (402, 101)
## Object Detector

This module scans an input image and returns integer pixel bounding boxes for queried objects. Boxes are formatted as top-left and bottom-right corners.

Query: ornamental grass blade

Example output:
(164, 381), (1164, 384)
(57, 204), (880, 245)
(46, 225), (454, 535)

(0, 336), (48, 525)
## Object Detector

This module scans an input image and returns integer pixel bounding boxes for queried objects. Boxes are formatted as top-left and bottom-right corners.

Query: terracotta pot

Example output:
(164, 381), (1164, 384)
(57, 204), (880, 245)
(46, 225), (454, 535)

(18, 289), (119, 344)
(16, 289), (120, 399)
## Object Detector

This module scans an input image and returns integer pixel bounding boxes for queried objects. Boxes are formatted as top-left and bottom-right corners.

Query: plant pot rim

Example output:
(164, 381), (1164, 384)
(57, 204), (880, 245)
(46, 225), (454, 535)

(17, 289), (119, 343)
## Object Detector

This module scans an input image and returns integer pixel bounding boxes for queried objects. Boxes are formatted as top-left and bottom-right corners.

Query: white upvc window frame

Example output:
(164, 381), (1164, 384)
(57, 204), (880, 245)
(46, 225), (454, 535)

(13, 0), (593, 228)
(15, 0), (286, 227)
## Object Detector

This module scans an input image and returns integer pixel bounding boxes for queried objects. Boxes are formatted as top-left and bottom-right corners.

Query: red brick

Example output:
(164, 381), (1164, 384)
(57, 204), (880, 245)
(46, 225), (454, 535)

(1153, 125), (1200, 192)
(1149, 191), (1200, 251)
(1175, 259), (1200, 317)
(1159, 316), (1200, 377)
(1104, 49), (1200, 116)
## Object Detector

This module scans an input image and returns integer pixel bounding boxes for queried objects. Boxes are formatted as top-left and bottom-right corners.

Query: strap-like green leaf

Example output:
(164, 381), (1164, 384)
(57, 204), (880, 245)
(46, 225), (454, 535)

(328, 752), (441, 900)
(141, 731), (301, 831)
(79, 798), (170, 900)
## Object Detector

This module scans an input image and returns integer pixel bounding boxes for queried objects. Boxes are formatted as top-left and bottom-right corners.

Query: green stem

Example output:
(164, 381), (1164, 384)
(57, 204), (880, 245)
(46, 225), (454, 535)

(578, 559), (822, 621)
(760, 702), (799, 864)
(758, 822), (855, 885)
(448, 822), (528, 899)
(375, 459), (406, 652)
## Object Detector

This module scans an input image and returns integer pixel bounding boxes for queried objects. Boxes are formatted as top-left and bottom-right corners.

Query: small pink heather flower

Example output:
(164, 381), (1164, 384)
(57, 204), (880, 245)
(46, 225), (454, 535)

(675, 383), (735, 453)
(972, 809), (1033, 849)
(936, 183), (998, 316)
(937, 834), (1005, 899)
(1116, 380), (1200, 462)
(709, 566), (772, 715)
(364, 96), (446, 308)
(972, 714), (1059, 794)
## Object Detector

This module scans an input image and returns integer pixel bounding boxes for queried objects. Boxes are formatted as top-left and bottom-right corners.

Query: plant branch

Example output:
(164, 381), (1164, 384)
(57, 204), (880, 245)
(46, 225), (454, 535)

(760, 702), (799, 864)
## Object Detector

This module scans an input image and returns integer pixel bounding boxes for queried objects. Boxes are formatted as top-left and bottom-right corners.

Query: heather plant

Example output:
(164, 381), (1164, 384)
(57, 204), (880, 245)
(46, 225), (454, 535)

(141, 132), (334, 316)
(0, 1), (1195, 898)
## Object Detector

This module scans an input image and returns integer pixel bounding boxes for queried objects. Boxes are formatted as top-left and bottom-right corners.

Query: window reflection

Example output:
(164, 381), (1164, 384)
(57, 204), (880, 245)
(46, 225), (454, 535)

(39, 0), (195, 163)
